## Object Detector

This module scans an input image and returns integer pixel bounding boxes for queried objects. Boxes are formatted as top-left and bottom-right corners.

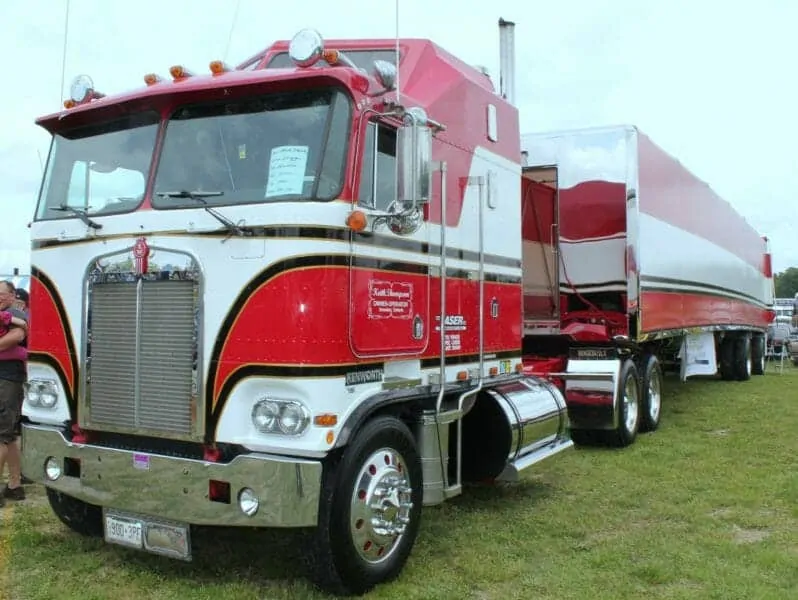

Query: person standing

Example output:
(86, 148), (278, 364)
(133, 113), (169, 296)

(0, 280), (28, 506)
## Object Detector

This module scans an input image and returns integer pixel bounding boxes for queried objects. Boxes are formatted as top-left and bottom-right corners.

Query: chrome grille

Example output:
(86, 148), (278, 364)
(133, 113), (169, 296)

(86, 275), (199, 439)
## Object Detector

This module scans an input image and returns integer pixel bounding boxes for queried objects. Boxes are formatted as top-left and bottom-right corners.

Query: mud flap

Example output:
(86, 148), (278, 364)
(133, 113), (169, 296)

(557, 358), (621, 431)
(678, 332), (717, 381)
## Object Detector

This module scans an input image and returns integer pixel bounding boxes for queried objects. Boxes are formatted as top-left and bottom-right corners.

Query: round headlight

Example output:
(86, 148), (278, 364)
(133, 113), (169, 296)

(238, 488), (259, 517)
(278, 403), (308, 435)
(251, 400), (279, 433)
(39, 393), (58, 409)
(45, 457), (62, 481)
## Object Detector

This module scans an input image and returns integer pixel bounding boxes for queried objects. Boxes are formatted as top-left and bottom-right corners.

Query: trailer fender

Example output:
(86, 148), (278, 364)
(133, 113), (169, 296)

(556, 357), (622, 431)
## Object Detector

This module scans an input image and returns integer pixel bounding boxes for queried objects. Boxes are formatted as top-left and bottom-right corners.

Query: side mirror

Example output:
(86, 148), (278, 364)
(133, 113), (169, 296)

(396, 107), (432, 209)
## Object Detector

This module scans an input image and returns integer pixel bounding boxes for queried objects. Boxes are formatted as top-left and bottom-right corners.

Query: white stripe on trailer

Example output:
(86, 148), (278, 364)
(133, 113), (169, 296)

(639, 212), (768, 305)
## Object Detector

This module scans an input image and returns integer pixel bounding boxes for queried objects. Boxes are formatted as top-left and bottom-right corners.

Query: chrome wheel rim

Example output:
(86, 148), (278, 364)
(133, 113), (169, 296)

(648, 367), (662, 423)
(350, 447), (414, 564)
(624, 374), (639, 434)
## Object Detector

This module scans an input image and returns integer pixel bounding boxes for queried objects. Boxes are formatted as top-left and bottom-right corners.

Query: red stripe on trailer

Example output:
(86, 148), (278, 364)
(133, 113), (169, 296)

(640, 291), (771, 333)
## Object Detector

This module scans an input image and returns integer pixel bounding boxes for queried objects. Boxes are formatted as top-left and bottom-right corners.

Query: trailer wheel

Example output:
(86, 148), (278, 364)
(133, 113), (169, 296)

(608, 359), (640, 447)
(718, 336), (735, 380)
(305, 415), (423, 596)
(751, 334), (765, 376)
(732, 335), (752, 381)
(638, 354), (662, 433)
(45, 488), (103, 538)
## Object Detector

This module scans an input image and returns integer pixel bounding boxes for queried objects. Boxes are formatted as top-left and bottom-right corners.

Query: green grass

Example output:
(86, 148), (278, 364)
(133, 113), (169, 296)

(3, 364), (798, 600)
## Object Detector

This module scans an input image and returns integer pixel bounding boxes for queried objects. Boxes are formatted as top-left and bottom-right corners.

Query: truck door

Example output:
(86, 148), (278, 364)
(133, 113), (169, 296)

(348, 119), (431, 357)
(521, 169), (560, 331)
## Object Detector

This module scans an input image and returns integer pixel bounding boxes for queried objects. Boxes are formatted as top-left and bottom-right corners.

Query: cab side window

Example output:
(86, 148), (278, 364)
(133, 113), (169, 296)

(358, 121), (397, 211)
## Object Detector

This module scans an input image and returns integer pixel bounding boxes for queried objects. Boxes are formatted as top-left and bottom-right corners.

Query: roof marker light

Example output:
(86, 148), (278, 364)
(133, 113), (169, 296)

(209, 60), (231, 75)
(169, 65), (194, 80)
(144, 73), (163, 86)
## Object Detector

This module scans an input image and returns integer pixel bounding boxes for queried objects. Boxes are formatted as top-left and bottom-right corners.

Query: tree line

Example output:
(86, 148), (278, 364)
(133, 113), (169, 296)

(775, 267), (798, 297)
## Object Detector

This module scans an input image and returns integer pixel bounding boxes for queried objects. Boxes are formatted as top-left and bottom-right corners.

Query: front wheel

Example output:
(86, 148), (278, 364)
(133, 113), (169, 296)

(306, 415), (423, 596)
(46, 488), (103, 538)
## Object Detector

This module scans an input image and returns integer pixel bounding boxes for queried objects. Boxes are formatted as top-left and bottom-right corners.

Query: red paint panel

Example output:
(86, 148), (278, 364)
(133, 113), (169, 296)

(213, 266), (523, 402)
(637, 132), (765, 271)
(521, 178), (559, 323)
(640, 291), (771, 333)
(522, 178), (556, 243)
(558, 180), (626, 241)
(28, 277), (75, 394)
(350, 271), (430, 356)
(566, 389), (613, 407)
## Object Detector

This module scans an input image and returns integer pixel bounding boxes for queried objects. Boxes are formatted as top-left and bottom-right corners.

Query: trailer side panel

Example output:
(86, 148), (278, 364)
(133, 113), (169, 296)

(636, 132), (771, 336)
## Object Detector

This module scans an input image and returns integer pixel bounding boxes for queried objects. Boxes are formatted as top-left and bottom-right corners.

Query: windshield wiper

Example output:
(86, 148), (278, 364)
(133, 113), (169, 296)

(50, 205), (103, 230)
(156, 190), (252, 239)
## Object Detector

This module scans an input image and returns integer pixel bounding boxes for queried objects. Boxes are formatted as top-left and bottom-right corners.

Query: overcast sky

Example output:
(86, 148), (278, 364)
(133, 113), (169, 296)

(1, 0), (795, 274)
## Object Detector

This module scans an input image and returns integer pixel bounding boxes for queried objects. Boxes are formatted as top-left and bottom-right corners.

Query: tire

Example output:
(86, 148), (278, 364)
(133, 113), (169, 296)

(718, 336), (735, 380)
(607, 359), (640, 447)
(732, 335), (752, 381)
(638, 354), (663, 433)
(305, 415), (423, 596)
(751, 334), (765, 376)
(569, 429), (603, 447)
(46, 487), (103, 538)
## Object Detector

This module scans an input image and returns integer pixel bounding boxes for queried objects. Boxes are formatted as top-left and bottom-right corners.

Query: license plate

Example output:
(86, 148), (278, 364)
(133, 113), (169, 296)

(104, 514), (143, 548)
(103, 510), (191, 560)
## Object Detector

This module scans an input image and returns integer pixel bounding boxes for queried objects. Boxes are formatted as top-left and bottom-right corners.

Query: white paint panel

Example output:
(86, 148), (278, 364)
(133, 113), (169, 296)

(639, 213), (767, 304)
(22, 362), (71, 426)
(554, 236), (627, 290)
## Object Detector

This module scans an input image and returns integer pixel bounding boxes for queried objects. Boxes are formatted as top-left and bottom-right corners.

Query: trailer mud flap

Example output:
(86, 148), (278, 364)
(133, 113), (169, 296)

(678, 332), (717, 381)
(555, 358), (621, 431)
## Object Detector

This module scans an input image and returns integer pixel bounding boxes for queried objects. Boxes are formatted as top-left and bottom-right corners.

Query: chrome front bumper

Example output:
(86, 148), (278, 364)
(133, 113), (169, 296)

(21, 424), (322, 527)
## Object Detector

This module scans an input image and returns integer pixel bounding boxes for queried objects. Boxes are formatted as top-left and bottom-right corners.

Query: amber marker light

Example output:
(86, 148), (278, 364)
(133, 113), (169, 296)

(323, 49), (340, 64)
(314, 414), (338, 427)
(169, 65), (194, 80)
(346, 210), (368, 232)
(209, 60), (231, 75)
(144, 73), (162, 86)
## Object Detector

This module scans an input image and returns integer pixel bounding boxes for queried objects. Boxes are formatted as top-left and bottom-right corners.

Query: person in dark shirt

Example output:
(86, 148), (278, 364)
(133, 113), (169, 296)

(0, 280), (27, 506)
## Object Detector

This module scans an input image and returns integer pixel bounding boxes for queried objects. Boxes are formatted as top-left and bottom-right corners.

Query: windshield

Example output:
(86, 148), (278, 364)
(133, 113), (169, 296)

(152, 87), (351, 207)
(35, 112), (160, 220)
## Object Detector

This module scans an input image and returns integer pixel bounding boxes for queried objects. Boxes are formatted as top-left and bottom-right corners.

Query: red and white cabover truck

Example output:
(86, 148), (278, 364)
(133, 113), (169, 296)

(21, 18), (773, 595)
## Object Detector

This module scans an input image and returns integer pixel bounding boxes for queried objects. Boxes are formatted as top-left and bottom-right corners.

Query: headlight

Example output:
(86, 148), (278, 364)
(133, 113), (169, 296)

(25, 379), (60, 409)
(251, 398), (310, 436)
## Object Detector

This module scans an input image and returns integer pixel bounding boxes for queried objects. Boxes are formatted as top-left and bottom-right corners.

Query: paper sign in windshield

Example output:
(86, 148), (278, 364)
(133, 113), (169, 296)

(265, 145), (309, 198)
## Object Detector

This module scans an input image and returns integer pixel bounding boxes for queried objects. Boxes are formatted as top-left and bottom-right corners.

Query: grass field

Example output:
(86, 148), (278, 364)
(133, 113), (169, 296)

(2, 364), (797, 600)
